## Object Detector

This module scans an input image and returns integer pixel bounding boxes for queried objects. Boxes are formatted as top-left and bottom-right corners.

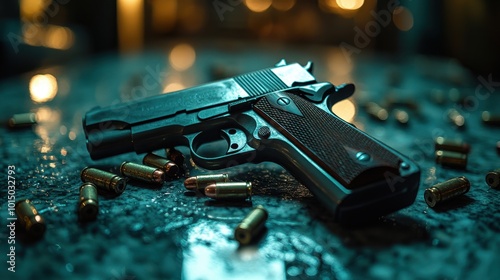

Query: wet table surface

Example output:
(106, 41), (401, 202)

(1, 41), (500, 280)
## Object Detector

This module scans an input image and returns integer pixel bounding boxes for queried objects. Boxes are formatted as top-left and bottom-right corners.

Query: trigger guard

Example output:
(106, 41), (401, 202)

(188, 127), (250, 170)
(221, 128), (246, 154)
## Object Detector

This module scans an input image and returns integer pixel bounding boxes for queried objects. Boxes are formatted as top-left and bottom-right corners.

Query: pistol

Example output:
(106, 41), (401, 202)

(83, 60), (420, 223)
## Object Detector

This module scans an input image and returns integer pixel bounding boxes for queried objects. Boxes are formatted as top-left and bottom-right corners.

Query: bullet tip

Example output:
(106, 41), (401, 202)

(184, 177), (196, 190)
(153, 170), (165, 183)
(204, 184), (216, 198)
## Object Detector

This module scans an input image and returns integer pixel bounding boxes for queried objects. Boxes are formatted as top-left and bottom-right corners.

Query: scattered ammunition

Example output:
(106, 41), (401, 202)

(81, 167), (126, 194)
(447, 108), (465, 128)
(184, 173), (229, 191)
(15, 199), (46, 238)
(482, 111), (500, 127)
(435, 150), (467, 169)
(434, 137), (470, 154)
(365, 102), (388, 121)
(143, 153), (179, 178)
(393, 109), (409, 125)
(8, 113), (37, 128)
(78, 183), (99, 221)
(166, 147), (185, 166)
(424, 176), (470, 208)
(205, 182), (252, 200)
(120, 162), (165, 184)
(234, 205), (268, 245)
(486, 169), (500, 189)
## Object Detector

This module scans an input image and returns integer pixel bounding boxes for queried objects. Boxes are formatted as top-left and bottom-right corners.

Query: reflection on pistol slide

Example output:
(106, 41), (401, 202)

(83, 60), (420, 223)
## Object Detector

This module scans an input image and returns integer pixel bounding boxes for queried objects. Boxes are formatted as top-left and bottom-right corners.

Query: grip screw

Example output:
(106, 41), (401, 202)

(356, 152), (371, 162)
(258, 126), (271, 139)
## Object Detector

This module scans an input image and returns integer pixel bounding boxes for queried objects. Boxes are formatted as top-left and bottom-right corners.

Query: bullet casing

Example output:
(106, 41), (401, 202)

(15, 199), (46, 238)
(434, 137), (470, 154)
(486, 169), (500, 188)
(394, 109), (409, 125)
(81, 167), (126, 194)
(184, 173), (229, 190)
(424, 176), (470, 207)
(206, 182), (252, 200)
(235, 205), (268, 245)
(482, 111), (500, 127)
(365, 102), (388, 121)
(78, 183), (99, 221)
(447, 109), (465, 128)
(435, 150), (467, 169)
(143, 153), (179, 178)
(120, 162), (165, 184)
(8, 113), (37, 128)
(166, 147), (185, 166)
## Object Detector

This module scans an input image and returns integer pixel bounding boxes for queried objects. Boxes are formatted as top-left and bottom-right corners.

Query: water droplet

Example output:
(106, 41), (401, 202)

(131, 223), (143, 232)
(432, 239), (440, 246)
(287, 266), (301, 277)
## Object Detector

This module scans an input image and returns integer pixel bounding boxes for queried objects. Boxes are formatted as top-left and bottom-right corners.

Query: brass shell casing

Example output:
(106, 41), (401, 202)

(486, 169), (500, 189)
(435, 150), (467, 169)
(166, 147), (185, 166)
(205, 182), (252, 200)
(424, 176), (470, 207)
(143, 153), (179, 178)
(78, 182), (99, 221)
(234, 205), (268, 245)
(120, 162), (165, 184)
(8, 113), (37, 128)
(81, 167), (126, 194)
(15, 199), (46, 238)
(434, 137), (470, 154)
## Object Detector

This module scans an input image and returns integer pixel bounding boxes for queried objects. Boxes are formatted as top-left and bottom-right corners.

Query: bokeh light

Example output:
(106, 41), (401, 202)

(336, 0), (364, 10)
(30, 74), (58, 103)
(169, 43), (196, 71)
(44, 26), (74, 50)
(272, 0), (296, 11)
(20, 0), (47, 20)
(245, 0), (272, 13)
(163, 82), (185, 93)
(327, 48), (354, 76)
(331, 99), (357, 122)
(393, 6), (414, 31)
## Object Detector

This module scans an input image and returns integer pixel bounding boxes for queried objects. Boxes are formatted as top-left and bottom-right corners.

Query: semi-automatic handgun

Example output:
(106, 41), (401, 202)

(83, 60), (420, 223)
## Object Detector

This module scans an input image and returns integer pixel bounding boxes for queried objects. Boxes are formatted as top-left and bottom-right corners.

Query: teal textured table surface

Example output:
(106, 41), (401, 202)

(1, 42), (500, 280)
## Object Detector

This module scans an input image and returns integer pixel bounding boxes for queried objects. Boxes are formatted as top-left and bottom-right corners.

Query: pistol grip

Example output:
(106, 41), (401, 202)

(253, 92), (420, 221)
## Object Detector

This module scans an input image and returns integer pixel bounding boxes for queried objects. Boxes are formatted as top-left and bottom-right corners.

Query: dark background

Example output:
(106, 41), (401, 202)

(1, 0), (500, 78)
